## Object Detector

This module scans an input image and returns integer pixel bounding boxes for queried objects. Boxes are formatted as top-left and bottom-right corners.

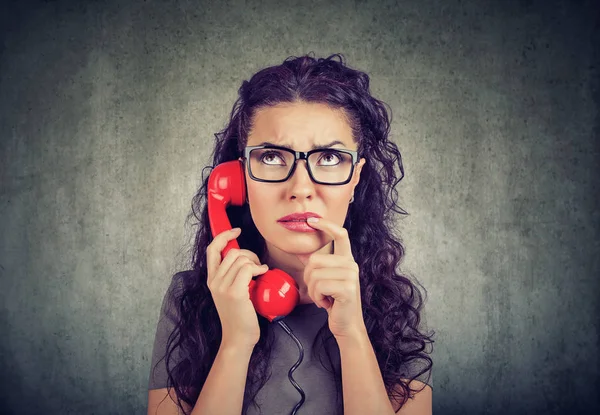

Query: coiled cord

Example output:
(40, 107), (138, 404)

(276, 319), (306, 415)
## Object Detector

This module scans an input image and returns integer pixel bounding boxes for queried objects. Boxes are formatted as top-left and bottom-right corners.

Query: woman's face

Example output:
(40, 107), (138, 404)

(243, 101), (365, 259)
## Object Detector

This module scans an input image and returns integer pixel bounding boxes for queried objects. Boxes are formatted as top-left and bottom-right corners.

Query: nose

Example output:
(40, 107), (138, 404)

(288, 160), (314, 201)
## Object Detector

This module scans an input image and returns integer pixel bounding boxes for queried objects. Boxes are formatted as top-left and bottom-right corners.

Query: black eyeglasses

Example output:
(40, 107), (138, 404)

(242, 145), (359, 185)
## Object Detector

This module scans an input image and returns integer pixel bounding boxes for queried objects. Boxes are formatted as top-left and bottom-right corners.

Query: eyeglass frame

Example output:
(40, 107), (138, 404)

(242, 145), (360, 185)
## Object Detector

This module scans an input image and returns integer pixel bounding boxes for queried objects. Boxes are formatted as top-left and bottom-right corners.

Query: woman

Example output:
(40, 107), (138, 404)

(147, 53), (434, 415)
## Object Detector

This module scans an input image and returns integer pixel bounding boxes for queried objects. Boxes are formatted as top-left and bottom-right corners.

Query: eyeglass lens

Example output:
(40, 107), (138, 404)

(249, 148), (353, 183)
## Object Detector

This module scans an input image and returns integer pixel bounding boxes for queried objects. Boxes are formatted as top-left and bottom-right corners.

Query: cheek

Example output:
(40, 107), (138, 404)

(245, 175), (352, 229)
(322, 189), (353, 223)
(245, 179), (276, 226)
(246, 179), (273, 204)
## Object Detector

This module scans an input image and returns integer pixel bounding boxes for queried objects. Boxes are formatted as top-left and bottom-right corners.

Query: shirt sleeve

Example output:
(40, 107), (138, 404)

(148, 272), (185, 390)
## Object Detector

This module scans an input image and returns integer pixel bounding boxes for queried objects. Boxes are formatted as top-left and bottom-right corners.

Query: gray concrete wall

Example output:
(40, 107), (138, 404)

(1, 0), (598, 414)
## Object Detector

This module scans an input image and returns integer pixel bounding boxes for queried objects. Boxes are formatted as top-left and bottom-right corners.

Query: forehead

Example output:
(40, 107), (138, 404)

(246, 102), (356, 149)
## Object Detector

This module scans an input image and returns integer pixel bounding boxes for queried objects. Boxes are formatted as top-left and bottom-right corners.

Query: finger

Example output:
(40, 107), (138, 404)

(230, 262), (269, 294)
(311, 278), (344, 309)
(221, 257), (267, 290)
(214, 249), (263, 289)
(306, 268), (346, 308)
(207, 228), (241, 285)
(307, 253), (358, 272)
(306, 217), (352, 258)
(237, 249), (262, 266)
(302, 254), (336, 286)
(211, 248), (242, 287)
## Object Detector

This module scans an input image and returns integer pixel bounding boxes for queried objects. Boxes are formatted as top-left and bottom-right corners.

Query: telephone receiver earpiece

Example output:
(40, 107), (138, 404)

(207, 160), (300, 322)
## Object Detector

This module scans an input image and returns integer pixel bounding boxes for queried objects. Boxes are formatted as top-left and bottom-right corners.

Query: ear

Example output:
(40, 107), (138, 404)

(350, 158), (366, 189)
(238, 157), (249, 204)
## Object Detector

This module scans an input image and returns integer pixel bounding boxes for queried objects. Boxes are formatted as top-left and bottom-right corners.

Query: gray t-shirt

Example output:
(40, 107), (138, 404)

(148, 271), (433, 414)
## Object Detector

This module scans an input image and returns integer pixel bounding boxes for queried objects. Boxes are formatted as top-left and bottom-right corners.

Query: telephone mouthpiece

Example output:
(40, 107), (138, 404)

(249, 269), (300, 322)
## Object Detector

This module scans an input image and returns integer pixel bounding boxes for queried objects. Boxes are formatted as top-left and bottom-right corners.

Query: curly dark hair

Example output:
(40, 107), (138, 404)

(160, 53), (434, 414)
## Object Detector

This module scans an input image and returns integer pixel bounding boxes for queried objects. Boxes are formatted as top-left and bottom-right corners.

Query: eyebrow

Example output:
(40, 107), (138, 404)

(256, 140), (347, 151)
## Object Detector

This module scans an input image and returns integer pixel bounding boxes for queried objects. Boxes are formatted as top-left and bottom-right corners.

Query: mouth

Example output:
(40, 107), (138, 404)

(277, 212), (322, 222)
(277, 220), (317, 232)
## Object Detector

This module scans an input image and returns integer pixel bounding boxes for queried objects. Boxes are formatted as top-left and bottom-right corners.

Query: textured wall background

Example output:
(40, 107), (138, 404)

(1, 0), (598, 414)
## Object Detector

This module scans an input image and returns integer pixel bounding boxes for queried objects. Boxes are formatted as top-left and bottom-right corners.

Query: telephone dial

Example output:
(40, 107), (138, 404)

(207, 160), (300, 322)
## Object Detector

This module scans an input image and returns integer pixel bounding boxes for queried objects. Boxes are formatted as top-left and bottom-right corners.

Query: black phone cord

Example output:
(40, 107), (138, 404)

(276, 319), (306, 415)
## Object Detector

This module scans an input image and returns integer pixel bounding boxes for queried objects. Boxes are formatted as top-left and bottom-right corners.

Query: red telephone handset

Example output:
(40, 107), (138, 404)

(207, 160), (300, 322)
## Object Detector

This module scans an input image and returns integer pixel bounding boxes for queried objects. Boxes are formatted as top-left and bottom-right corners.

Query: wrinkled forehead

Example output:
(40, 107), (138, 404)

(245, 102), (356, 151)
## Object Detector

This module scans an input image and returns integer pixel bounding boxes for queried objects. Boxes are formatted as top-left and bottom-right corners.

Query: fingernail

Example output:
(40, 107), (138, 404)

(307, 217), (319, 223)
(231, 227), (241, 233)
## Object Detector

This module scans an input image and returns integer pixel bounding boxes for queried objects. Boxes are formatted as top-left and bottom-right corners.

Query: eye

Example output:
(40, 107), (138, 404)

(260, 151), (286, 166)
(317, 151), (342, 166)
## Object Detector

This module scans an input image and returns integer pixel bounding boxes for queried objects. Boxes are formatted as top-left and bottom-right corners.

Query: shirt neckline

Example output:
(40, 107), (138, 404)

(288, 302), (326, 317)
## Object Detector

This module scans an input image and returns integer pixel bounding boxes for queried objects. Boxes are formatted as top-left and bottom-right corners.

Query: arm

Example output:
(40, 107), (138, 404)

(393, 380), (432, 415)
(336, 328), (432, 415)
(148, 344), (254, 415)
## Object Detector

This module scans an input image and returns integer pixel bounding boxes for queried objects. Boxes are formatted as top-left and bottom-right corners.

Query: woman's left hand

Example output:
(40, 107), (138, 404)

(298, 217), (367, 340)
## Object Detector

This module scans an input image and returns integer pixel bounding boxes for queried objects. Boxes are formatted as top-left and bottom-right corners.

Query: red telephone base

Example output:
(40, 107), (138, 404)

(249, 269), (300, 322)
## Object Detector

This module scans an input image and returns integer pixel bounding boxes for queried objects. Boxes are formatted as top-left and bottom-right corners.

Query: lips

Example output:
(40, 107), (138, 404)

(278, 221), (317, 232)
(277, 212), (322, 222)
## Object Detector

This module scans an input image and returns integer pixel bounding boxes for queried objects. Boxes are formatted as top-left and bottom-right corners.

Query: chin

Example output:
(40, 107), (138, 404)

(266, 228), (327, 255)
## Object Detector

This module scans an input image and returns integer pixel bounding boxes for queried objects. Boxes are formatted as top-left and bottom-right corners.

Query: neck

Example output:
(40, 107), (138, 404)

(263, 241), (334, 304)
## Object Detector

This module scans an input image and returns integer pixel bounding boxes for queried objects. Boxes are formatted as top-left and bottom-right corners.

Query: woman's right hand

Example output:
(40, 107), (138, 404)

(206, 227), (269, 351)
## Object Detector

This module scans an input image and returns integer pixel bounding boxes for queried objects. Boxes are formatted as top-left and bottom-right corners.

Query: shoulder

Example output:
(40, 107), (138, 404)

(166, 269), (200, 297)
(171, 270), (195, 291)
(392, 380), (432, 414)
(159, 270), (198, 320)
